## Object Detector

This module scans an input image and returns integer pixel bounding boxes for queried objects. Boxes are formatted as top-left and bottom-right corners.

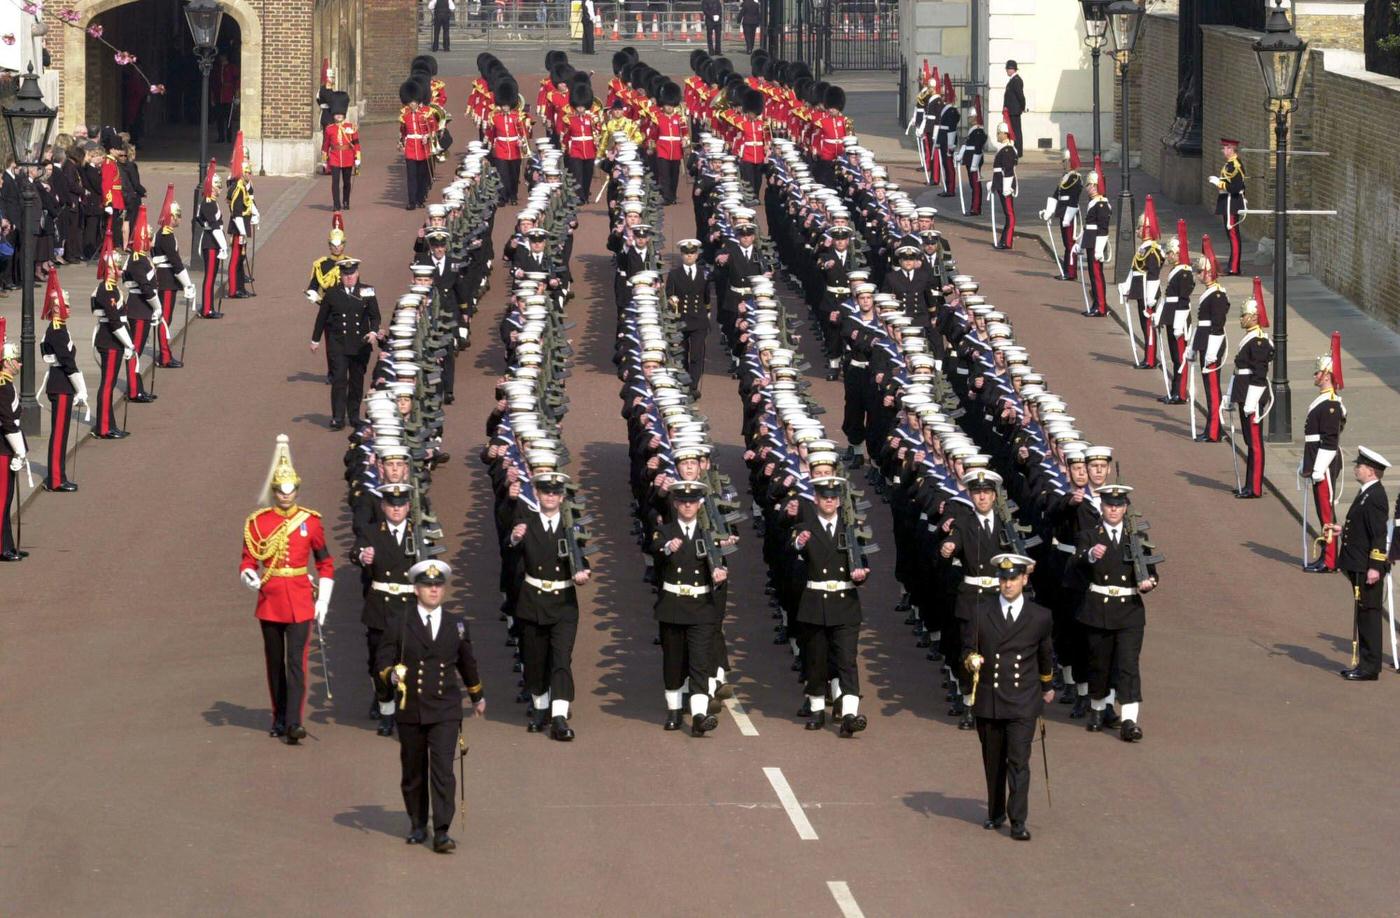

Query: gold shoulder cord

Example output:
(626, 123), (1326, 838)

(244, 511), (293, 586)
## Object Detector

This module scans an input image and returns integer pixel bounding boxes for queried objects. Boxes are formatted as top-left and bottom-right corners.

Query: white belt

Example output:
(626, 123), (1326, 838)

(847, 359), (869, 368)
(1052, 540), (1075, 555)
(525, 575), (573, 592)
(1164, 296), (1179, 303)
(658, 135), (682, 142)
(740, 141), (765, 149)
(1090, 584), (1138, 598)
(662, 582), (711, 597)
(963, 576), (999, 589)
(571, 135), (594, 143)
(1197, 321), (1212, 328)
(826, 285), (850, 294)
(807, 580), (856, 592)
(1236, 368), (1252, 375)
(1085, 224), (1101, 231)
(372, 581), (415, 596)
(1304, 434), (1320, 442)
(406, 133), (429, 140)
(152, 256), (170, 267)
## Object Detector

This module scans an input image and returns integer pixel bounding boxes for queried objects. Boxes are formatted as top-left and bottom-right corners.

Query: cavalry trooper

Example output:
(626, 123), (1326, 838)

(664, 238), (710, 398)
(91, 243), (136, 440)
(1188, 236), (1228, 443)
(194, 164), (228, 319)
(989, 119), (1018, 250)
(1122, 197), (1165, 371)
(939, 468), (1006, 730)
(506, 470), (592, 741)
(354, 481), (418, 738)
(1040, 133), (1082, 279)
(152, 186), (196, 369)
(306, 213), (351, 385)
(1074, 484), (1157, 742)
(932, 75), (960, 198)
(1302, 333), (1346, 573)
(378, 559), (485, 854)
(1326, 448), (1390, 681)
(121, 205), (159, 404)
(310, 257), (382, 430)
(1208, 137), (1246, 276)
(226, 133), (257, 299)
(1155, 220), (1193, 405)
(1231, 278), (1274, 499)
(792, 476), (871, 737)
(1077, 166), (1110, 317)
(1, 319), (27, 559)
(651, 481), (729, 735)
(238, 435), (334, 745)
(962, 553), (1054, 842)
(958, 95), (987, 217)
(39, 272), (86, 492)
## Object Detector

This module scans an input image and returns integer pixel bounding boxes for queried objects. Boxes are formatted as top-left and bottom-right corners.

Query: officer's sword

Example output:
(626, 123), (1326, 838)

(987, 183), (999, 247)
(1038, 716), (1051, 807)
(1044, 217), (1064, 279)
(179, 288), (194, 365)
(1221, 375), (1243, 493)
(1076, 247), (1089, 312)
(1386, 572), (1398, 671)
(458, 722), (469, 802)
(147, 309), (160, 398)
(316, 619), (333, 701)
(1299, 471), (1310, 566)
(1187, 361), (1198, 440)
(1119, 291), (1141, 365)
(956, 159), (966, 215)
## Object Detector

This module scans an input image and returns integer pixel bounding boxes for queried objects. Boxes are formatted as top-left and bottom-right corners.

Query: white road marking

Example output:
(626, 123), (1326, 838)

(724, 696), (760, 735)
(826, 881), (866, 918)
(763, 766), (818, 840)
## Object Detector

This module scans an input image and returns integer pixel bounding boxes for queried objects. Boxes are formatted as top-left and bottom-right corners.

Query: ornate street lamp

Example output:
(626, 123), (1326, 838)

(1080, 0), (1109, 161)
(184, 0), (225, 251)
(1254, 0), (1307, 442)
(2, 65), (58, 436)
(1106, 0), (1143, 282)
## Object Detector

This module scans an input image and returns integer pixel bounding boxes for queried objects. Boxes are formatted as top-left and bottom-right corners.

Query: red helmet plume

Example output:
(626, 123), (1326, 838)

(1176, 219), (1190, 266)
(1000, 108), (1015, 141)
(1141, 194), (1160, 241)
(1093, 155), (1107, 197)
(202, 159), (218, 198)
(1329, 331), (1344, 390)
(1065, 133), (1081, 172)
(1251, 276), (1269, 329)
(128, 205), (151, 253)
(42, 270), (69, 320)
(157, 183), (176, 228)
(1198, 234), (1219, 284)
(229, 131), (245, 180)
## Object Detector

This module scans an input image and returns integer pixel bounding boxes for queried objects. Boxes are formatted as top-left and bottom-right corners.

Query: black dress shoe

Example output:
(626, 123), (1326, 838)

(797, 700), (813, 717)
(1157, 395), (1184, 405)
(1010, 823), (1031, 841)
(1070, 695), (1089, 718)
(329, 419), (345, 431)
(527, 709), (548, 732)
(377, 715), (395, 737)
(664, 710), (684, 731)
(1058, 685), (1076, 704)
(549, 716), (575, 741)
(369, 700), (381, 719)
(691, 712), (718, 736)
(1193, 434), (1217, 443)
(131, 392), (158, 403)
(406, 827), (428, 845)
(43, 481), (79, 492)
(1301, 560), (1335, 574)
(839, 713), (867, 737)
(269, 721), (286, 738)
(1341, 669), (1379, 681)
(1101, 707), (1121, 729)
(937, 191), (957, 198)
(285, 723), (307, 744)
(0, 550), (21, 561)
(958, 709), (976, 731)
(983, 816), (1006, 830)
(825, 369), (840, 381)
(1119, 719), (1143, 742)
(96, 429), (131, 439)
(444, 393), (456, 405)
(432, 833), (456, 853)
(805, 711), (826, 731)
(157, 359), (184, 369)
(1086, 709), (1103, 732)
(208, 310), (224, 319)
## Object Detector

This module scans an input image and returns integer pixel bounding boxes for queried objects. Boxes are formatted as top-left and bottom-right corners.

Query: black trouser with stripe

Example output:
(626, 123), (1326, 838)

(46, 393), (74, 487)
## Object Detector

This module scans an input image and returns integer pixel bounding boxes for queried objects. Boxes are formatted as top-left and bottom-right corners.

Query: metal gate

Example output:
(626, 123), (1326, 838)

(781, 0), (899, 74)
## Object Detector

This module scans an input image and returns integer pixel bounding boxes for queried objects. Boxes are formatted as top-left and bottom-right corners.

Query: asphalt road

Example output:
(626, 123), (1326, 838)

(1, 67), (1395, 917)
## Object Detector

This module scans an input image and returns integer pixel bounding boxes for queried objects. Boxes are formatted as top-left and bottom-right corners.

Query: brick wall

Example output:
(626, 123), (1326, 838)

(362, 0), (419, 121)
(1134, 13), (1178, 181)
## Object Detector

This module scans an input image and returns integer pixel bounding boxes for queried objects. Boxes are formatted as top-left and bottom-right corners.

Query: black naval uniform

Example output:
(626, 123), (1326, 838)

(509, 508), (586, 725)
(651, 518), (725, 710)
(1338, 478), (1389, 677)
(377, 603), (483, 841)
(355, 518), (417, 724)
(311, 280), (381, 428)
(941, 502), (1003, 720)
(962, 592), (1053, 831)
(665, 260), (710, 395)
(793, 513), (865, 712)
(1075, 519), (1157, 715)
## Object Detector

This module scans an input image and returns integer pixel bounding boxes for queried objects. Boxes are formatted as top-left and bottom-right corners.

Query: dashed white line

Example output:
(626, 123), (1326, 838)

(763, 766), (818, 840)
(724, 696), (760, 736)
(826, 881), (866, 918)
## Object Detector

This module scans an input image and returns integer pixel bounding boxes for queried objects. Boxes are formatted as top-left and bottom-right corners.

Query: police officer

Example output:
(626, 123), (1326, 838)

(1328, 448), (1390, 681)
(664, 238), (710, 398)
(962, 553), (1054, 841)
(310, 257), (381, 430)
(378, 560), (485, 853)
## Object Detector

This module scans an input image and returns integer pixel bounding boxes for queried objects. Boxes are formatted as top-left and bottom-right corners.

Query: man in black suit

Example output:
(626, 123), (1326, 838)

(702, 0), (723, 53)
(791, 476), (870, 736)
(1328, 447), (1391, 680)
(355, 482), (418, 736)
(939, 468), (1006, 729)
(740, 0), (762, 53)
(1074, 484), (1158, 741)
(1002, 60), (1025, 157)
(651, 481), (729, 734)
(506, 471), (592, 739)
(378, 560), (485, 853)
(665, 239), (711, 397)
(963, 553), (1054, 841)
(880, 238), (935, 330)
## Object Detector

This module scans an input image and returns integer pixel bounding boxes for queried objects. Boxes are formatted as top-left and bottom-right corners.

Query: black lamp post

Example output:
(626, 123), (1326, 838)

(2, 65), (58, 437)
(1080, 0), (1109, 162)
(184, 0), (225, 252)
(1254, 0), (1307, 443)
(1106, 0), (1143, 282)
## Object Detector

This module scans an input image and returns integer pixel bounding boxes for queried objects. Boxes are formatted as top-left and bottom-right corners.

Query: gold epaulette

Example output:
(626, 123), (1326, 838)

(1371, 549), (1387, 561)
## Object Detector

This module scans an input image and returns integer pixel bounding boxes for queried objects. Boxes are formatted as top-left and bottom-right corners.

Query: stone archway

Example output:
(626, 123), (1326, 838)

(61, 0), (263, 155)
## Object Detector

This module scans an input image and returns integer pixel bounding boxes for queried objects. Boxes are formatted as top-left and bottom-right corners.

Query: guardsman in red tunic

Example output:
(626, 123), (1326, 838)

(812, 84), (849, 186)
(99, 127), (126, 248)
(1303, 333), (1347, 572)
(468, 76), (492, 139)
(239, 435), (335, 744)
(39, 273), (86, 492)
(563, 82), (600, 203)
(649, 81), (688, 205)
(400, 80), (434, 210)
(0, 318), (27, 559)
(486, 78), (528, 205)
(321, 93), (361, 211)
(430, 76), (447, 109)
(733, 89), (769, 195)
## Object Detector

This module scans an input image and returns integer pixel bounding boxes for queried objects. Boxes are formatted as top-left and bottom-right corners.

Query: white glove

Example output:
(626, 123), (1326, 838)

(305, 288), (321, 303)
(8, 456), (21, 472)
(1207, 175), (1221, 187)
(1311, 468), (1325, 483)
(240, 568), (261, 591)
(104, 206), (114, 215)
(184, 284), (197, 300)
(218, 247), (230, 262)
(250, 212), (261, 228)
(42, 353), (56, 366)
(1183, 349), (1195, 363)
(314, 577), (334, 624)
(67, 372), (88, 404)
(122, 348), (135, 362)
(1313, 449), (1335, 482)
(1094, 236), (1109, 261)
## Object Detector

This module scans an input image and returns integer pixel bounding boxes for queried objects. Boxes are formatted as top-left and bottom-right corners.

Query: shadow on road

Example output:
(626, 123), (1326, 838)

(1176, 469), (1237, 493)
(333, 804), (406, 838)
(202, 700), (269, 732)
(1242, 539), (1304, 567)
(285, 371), (331, 385)
(900, 790), (985, 825)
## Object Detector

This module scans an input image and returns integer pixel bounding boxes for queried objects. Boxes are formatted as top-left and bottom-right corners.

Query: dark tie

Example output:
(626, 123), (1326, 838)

(687, 267), (695, 281)
(1004, 606), (1013, 624)
(983, 518), (992, 537)
(826, 522), (835, 538)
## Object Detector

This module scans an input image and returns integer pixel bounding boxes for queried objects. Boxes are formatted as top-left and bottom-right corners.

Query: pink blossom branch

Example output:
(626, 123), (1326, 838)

(8, 0), (161, 92)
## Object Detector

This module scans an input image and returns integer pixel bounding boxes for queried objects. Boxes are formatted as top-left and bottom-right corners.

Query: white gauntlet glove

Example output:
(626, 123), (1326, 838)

(240, 568), (261, 591)
(314, 577), (334, 625)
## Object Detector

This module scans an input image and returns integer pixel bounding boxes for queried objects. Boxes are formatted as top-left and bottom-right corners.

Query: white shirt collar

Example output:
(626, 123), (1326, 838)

(540, 510), (561, 528)
(418, 603), (440, 637)
(818, 513), (839, 529)
(1360, 478), (1378, 494)
(1000, 595), (1023, 620)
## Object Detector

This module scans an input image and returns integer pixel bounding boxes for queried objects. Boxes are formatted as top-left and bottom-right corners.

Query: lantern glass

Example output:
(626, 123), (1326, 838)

(184, 0), (225, 51)
(1254, 2), (1307, 106)
(1106, 1), (1144, 59)
(2, 67), (58, 167)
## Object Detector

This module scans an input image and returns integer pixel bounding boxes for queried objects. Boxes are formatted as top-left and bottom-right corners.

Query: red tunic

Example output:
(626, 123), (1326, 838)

(322, 122), (361, 168)
(606, 76), (625, 110)
(487, 109), (527, 161)
(469, 78), (492, 123)
(431, 78), (448, 108)
(815, 113), (848, 161)
(102, 156), (125, 211)
(564, 109), (599, 160)
(650, 110), (687, 161)
(400, 105), (434, 161)
(734, 115), (768, 165)
(239, 506), (334, 624)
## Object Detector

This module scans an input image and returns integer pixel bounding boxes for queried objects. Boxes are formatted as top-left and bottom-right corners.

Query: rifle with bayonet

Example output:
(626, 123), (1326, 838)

(995, 486), (1042, 554)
